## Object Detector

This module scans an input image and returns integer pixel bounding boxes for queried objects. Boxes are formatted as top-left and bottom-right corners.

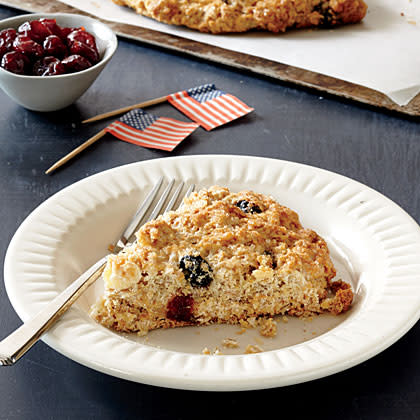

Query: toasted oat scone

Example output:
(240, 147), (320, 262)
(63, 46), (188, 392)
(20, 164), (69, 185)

(112, 0), (367, 34)
(91, 186), (352, 336)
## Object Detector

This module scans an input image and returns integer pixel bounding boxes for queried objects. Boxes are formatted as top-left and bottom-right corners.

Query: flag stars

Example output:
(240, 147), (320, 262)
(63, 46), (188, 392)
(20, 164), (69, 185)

(187, 84), (225, 103)
(120, 109), (158, 131)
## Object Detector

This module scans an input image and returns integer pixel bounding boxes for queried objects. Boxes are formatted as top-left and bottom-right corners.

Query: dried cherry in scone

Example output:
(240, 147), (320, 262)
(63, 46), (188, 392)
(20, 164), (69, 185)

(313, 3), (334, 28)
(235, 200), (262, 214)
(263, 250), (277, 269)
(179, 255), (213, 288)
(166, 294), (194, 322)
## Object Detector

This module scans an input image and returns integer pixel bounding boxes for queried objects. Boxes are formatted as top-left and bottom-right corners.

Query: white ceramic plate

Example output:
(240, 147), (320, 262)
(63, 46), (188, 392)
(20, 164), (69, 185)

(4, 155), (420, 391)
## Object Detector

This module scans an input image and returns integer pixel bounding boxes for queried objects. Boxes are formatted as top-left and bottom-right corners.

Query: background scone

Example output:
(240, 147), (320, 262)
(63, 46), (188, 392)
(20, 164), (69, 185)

(112, 0), (368, 34)
(91, 186), (352, 336)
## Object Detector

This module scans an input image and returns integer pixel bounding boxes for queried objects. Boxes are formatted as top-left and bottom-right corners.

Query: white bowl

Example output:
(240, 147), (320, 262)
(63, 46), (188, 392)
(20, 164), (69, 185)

(0, 13), (118, 111)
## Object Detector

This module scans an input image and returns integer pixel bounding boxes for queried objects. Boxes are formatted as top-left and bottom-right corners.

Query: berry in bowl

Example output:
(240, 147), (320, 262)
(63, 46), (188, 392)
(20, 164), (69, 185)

(0, 13), (117, 111)
(1, 20), (99, 76)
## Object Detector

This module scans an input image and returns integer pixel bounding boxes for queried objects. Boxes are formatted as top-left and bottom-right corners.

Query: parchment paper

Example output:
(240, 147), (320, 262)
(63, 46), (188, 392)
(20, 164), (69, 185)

(57, 0), (420, 106)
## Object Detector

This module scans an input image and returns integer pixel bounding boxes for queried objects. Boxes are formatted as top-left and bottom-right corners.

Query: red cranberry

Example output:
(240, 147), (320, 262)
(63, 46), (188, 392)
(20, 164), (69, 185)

(1, 20), (99, 77)
(69, 40), (99, 64)
(0, 39), (10, 59)
(13, 35), (43, 59)
(43, 35), (67, 58)
(61, 54), (92, 73)
(0, 28), (17, 44)
(48, 61), (65, 76)
(1, 51), (29, 74)
(67, 29), (97, 49)
(0, 29), (17, 58)
(39, 18), (63, 39)
(166, 295), (194, 322)
(33, 56), (65, 76)
(18, 20), (52, 43)
(60, 26), (79, 41)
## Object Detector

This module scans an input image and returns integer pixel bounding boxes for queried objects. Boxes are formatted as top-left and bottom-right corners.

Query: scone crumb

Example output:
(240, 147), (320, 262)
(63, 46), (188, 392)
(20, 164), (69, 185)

(245, 344), (264, 354)
(201, 346), (223, 355)
(222, 338), (239, 348)
(239, 317), (278, 337)
(282, 316), (289, 324)
(239, 319), (251, 330)
(259, 318), (277, 337)
(321, 280), (353, 314)
(245, 317), (259, 329)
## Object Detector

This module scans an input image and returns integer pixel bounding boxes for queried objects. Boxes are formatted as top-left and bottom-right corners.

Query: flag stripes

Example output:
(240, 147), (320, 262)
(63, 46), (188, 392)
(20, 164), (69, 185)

(105, 110), (198, 151)
(167, 85), (253, 130)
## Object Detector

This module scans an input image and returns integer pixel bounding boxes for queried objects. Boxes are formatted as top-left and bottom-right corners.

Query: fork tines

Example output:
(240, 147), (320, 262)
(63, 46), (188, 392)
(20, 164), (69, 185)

(0, 354), (14, 366)
(117, 179), (194, 249)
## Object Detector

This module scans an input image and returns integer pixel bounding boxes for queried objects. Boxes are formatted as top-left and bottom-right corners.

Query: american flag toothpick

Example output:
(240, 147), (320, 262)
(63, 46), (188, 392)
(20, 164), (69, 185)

(105, 109), (199, 152)
(46, 85), (254, 174)
(167, 84), (254, 131)
(45, 108), (198, 174)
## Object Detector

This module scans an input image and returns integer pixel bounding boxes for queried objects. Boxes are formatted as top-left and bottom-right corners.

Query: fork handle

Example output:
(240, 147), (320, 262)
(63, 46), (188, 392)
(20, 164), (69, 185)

(0, 257), (107, 366)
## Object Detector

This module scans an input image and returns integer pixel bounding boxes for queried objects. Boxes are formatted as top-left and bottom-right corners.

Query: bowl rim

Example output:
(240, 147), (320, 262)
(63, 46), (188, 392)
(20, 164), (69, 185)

(0, 12), (118, 79)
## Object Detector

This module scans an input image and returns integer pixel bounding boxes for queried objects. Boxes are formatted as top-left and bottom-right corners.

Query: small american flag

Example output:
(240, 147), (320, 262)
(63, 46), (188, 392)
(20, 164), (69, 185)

(167, 84), (254, 131)
(104, 109), (199, 151)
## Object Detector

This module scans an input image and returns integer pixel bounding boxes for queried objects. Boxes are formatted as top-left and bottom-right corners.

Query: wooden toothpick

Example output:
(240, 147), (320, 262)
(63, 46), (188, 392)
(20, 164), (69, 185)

(45, 129), (107, 174)
(46, 90), (182, 174)
(82, 94), (170, 124)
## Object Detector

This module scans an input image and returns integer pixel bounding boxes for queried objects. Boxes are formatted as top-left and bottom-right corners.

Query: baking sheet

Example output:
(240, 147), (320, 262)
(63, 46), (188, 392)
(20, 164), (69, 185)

(56, 0), (420, 107)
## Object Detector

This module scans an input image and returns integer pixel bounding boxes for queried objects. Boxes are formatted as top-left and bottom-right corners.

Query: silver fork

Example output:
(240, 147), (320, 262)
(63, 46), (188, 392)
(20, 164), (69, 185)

(0, 178), (194, 366)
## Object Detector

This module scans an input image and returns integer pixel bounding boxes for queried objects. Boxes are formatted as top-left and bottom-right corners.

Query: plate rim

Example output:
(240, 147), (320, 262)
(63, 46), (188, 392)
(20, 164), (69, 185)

(4, 154), (420, 391)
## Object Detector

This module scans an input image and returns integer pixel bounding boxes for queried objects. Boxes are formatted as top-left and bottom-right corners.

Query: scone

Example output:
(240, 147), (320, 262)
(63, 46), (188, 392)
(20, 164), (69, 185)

(112, 0), (368, 34)
(91, 186), (353, 336)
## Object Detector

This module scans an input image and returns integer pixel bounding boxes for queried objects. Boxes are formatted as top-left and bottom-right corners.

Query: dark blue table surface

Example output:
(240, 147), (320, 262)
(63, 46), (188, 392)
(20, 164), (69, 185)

(1, 5), (420, 419)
